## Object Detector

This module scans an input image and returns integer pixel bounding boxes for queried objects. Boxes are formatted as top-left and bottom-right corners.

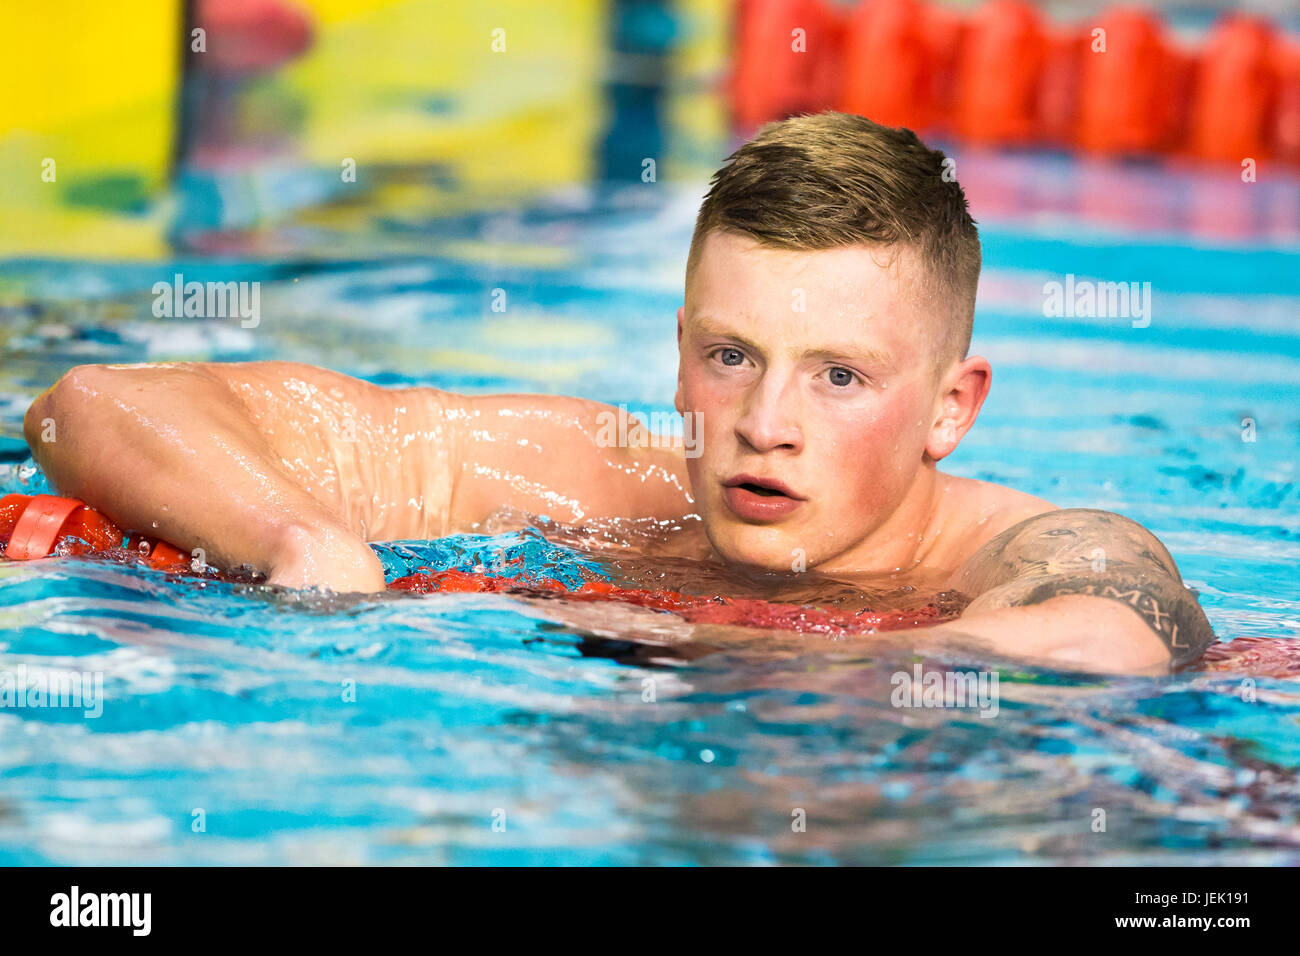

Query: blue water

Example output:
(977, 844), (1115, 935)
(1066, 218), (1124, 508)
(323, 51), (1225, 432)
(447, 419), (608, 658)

(1, 156), (1299, 864)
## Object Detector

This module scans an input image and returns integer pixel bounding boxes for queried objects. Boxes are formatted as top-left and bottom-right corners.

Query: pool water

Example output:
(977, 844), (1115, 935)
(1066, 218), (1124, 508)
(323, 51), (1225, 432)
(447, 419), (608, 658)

(1, 154), (1299, 864)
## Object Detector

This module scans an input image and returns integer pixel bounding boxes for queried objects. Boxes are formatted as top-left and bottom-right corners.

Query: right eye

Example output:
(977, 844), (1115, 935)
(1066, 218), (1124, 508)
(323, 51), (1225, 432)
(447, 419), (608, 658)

(713, 347), (746, 367)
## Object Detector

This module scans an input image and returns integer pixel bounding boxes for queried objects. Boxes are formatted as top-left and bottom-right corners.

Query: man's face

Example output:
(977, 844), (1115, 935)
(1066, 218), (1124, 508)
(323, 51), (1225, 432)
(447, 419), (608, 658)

(676, 230), (950, 574)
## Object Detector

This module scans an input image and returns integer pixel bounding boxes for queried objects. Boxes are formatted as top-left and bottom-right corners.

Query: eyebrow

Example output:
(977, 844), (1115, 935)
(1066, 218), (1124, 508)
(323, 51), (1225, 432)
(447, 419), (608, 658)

(802, 345), (894, 369)
(690, 317), (895, 369)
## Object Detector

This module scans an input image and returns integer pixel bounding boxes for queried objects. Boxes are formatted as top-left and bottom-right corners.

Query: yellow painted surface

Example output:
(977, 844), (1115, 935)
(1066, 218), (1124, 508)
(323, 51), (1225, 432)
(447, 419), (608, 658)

(280, 0), (604, 195)
(0, 1), (182, 256)
(0, 0), (726, 260)
(666, 0), (731, 182)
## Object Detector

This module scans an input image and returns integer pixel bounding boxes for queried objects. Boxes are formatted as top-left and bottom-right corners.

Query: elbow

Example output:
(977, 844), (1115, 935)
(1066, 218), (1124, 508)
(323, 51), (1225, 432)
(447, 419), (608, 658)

(23, 390), (52, 452)
(24, 364), (114, 460)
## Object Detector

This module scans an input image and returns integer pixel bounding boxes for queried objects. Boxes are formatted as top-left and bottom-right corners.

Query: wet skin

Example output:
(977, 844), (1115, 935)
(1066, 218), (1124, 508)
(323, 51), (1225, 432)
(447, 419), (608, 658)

(23, 235), (1215, 674)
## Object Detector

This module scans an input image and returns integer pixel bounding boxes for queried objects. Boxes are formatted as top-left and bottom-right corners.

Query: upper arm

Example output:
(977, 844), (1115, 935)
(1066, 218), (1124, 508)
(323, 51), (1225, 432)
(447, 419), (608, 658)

(201, 361), (464, 541)
(444, 393), (695, 531)
(952, 508), (1216, 668)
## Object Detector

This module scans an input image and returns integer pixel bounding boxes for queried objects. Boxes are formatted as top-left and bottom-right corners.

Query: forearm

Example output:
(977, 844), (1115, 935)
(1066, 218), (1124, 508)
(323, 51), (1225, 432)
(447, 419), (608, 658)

(23, 363), (383, 589)
(906, 595), (1178, 675)
(934, 566), (1217, 674)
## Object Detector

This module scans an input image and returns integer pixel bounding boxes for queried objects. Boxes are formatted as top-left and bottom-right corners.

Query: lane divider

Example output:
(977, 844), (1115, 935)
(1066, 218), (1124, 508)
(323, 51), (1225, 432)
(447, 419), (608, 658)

(0, 493), (951, 634)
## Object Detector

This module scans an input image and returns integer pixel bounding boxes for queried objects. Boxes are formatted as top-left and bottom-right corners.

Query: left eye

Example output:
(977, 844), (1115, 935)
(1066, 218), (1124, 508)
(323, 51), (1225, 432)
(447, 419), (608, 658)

(826, 367), (857, 387)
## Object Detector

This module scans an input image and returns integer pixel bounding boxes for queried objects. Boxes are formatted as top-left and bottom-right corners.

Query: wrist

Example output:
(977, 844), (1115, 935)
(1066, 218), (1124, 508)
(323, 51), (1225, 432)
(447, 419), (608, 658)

(269, 518), (387, 593)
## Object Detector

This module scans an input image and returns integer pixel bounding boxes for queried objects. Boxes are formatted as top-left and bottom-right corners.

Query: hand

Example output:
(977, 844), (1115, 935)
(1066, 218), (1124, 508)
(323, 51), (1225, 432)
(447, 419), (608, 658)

(267, 521), (387, 593)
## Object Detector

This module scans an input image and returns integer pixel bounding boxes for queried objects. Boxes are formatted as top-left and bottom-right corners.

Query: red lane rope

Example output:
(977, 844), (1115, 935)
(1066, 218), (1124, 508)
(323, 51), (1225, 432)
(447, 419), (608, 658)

(2, 494), (950, 634)
(5, 494), (82, 560)
(0, 494), (188, 569)
(390, 569), (949, 635)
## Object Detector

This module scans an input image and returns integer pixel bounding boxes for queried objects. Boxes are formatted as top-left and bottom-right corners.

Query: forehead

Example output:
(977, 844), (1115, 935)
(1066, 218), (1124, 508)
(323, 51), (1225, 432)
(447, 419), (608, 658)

(686, 231), (933, 352)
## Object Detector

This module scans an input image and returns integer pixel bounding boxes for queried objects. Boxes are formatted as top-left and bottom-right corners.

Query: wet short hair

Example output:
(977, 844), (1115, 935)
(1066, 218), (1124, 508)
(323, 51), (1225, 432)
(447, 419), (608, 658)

(687, 111), (981, 366)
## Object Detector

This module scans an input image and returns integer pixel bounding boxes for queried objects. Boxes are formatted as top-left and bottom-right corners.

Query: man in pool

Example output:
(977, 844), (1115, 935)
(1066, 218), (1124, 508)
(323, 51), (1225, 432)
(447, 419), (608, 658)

(24, 112), (1214, 674)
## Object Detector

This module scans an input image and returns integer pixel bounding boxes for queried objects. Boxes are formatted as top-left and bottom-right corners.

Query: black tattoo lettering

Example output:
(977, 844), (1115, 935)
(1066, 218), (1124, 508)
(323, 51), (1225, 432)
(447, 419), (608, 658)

(957, 509), (1215, 668)
(1017, 571), (1212, 667)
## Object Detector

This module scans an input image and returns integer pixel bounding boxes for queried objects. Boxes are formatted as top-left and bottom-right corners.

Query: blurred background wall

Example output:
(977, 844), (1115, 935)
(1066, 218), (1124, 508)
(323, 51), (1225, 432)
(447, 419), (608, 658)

(4, 0), (1296, 263)
(0, 0), (729, 259)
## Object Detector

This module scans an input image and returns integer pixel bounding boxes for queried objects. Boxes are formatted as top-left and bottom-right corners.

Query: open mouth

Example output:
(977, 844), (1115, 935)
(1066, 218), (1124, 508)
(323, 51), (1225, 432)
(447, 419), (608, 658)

(721, 474), (805, 521)
(724, 474), (804, 498)
(737, 482), (786, 497)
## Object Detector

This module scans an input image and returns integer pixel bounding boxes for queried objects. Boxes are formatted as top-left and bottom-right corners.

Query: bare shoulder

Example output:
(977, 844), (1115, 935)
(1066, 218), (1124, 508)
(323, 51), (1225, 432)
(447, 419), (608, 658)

(953, 505), (1184, 596)
(935, 474), (1056, 564)
(936, 474), (1183, 589)
(947, 505), (1215, 668)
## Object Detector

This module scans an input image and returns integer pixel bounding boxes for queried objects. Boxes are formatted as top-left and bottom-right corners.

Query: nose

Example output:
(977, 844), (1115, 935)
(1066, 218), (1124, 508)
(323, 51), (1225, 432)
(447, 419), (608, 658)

(733, 371), (803, 454)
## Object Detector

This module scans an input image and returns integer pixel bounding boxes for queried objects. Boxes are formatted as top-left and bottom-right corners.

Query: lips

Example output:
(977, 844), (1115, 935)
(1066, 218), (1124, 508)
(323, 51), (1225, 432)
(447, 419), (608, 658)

(722, 474), (805, 522)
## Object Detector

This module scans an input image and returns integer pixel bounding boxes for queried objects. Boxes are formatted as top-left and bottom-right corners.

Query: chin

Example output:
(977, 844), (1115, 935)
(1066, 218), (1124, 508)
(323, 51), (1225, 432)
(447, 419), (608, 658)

(704, 519), (804, 572)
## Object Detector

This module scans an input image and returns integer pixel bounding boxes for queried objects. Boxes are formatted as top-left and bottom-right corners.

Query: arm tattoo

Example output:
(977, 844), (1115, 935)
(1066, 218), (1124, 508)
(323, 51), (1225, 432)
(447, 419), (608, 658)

(957, 509), (1215, 668)
(1015, 570), (1214, 667)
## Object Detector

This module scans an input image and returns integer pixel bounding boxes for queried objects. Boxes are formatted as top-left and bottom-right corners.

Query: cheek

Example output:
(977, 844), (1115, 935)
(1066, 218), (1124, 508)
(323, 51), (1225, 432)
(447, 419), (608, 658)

(817, 393), (927, 501)
(679, 365), (735, 443)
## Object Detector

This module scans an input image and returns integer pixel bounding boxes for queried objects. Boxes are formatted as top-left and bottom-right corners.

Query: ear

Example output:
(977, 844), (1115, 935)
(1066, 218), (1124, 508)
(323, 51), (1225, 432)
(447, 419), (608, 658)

(674, 305), (686, 416)
(925, 355), (991, 462)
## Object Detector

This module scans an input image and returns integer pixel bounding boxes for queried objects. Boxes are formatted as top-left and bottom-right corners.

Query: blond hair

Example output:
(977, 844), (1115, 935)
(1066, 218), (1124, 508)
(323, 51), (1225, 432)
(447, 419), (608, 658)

(687, 111), (981, 364)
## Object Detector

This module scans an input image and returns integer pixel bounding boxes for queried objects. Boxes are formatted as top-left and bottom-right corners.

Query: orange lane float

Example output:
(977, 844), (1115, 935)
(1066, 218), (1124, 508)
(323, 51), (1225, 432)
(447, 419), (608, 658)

(1186, 15), (1281, 164)
(952, 0), (1046, 148)
(730, 0), (846, 131)
(0, 494), (949, 635)
(1076, 6), (1191, 157)
(730, 0), (1300, 167)
(1274, 38), (1300, 166)
(839, 0), (934, 130)
(0, 494), (190, 570)
(388, 569), (949, 635)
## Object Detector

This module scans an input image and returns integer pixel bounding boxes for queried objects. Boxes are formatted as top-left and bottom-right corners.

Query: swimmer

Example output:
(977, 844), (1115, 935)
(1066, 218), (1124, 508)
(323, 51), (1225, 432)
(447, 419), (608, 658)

(24, 112), (1215, 674)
